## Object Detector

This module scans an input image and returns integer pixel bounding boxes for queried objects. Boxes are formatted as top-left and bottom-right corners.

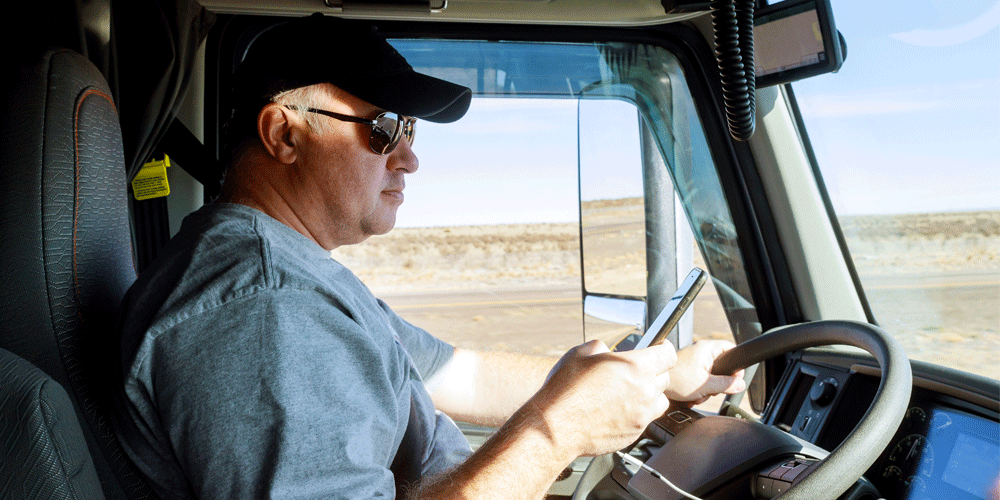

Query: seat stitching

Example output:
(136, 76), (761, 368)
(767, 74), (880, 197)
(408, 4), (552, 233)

(72, 88), (118, 307)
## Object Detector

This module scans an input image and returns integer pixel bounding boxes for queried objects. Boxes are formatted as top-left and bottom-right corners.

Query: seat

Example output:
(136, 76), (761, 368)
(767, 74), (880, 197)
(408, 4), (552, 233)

(0, 348), (104, 499)
(0, 48), (154, 499)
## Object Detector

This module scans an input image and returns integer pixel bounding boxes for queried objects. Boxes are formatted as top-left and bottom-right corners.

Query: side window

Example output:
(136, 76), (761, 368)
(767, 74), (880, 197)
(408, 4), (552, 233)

(332, 98), (585, 357)
(791, 2), (998, 379)
(333, 39), (756, 362)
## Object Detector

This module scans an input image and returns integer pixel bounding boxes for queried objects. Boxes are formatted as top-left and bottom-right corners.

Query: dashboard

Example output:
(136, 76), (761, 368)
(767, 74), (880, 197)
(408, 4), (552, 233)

(586, 348), (999, 500)
(765, 350), (1000, 500)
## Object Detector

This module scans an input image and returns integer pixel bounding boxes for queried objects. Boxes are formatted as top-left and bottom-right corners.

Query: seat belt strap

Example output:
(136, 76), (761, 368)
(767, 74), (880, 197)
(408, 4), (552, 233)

(132, 118), (222, 272)
(157, 117), (223, 195)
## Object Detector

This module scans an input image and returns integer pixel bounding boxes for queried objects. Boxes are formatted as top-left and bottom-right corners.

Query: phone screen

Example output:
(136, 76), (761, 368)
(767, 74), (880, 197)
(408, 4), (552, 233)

(619, 268), (707, 351)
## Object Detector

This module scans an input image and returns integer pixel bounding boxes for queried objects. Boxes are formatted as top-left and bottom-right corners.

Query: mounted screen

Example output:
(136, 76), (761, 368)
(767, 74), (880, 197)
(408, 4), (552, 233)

(754, 0), (845, 87)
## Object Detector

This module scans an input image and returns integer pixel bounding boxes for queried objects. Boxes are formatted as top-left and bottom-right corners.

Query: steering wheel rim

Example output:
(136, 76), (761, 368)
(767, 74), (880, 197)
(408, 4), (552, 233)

(574, 320), (912, 500)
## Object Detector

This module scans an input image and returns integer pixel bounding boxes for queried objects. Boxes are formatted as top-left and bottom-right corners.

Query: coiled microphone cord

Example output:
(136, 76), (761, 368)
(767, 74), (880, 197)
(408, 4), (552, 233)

(711, 0), (756, 141)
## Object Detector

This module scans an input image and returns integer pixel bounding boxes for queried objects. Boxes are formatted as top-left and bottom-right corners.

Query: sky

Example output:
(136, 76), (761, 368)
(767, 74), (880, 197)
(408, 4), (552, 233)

(791, 0), (1000, 216)
(398, 99), (582, 227)
(392, 1), (999, 228)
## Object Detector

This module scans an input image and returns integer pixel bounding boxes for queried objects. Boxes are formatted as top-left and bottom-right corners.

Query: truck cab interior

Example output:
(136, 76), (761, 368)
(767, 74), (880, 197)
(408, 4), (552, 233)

(1, 1), (996, 499)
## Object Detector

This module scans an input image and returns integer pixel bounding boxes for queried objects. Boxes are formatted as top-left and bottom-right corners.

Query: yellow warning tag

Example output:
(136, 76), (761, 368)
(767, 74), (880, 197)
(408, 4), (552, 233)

(132, 155), (171, 201)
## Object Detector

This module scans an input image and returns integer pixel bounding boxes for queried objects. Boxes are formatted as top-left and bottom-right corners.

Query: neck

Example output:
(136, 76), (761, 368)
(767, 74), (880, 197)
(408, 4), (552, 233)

(218, 148), (339, 250)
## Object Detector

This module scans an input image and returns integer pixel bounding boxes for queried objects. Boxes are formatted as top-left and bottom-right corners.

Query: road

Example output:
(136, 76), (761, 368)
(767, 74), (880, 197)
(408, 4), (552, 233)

(383, 286), (581, 313)
(862, 271), (999, 378)
(378, 270), (999, 377)
(381, 285), (587, 356)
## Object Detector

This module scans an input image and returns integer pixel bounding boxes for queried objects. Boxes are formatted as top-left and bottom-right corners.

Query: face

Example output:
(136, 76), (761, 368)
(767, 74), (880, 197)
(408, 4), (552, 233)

(290, 85), (419, 248)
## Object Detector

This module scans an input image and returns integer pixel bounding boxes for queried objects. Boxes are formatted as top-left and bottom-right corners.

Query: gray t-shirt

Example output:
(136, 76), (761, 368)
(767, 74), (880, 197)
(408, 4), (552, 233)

(116, 203), (471, 499)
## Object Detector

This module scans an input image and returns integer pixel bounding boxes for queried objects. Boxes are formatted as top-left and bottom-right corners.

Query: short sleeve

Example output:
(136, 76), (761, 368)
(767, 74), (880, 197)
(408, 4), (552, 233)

(134, 288), (410, 499)
(377, 298), (454, 380)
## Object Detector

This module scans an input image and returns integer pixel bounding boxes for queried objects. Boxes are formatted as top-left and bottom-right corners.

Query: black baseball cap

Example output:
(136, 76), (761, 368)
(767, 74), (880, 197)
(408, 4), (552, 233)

(232, 13), (472, 123)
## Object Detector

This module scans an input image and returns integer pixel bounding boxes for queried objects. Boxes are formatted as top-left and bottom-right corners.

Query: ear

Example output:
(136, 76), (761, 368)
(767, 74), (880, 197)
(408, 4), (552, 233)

(257, 104), (301, 165)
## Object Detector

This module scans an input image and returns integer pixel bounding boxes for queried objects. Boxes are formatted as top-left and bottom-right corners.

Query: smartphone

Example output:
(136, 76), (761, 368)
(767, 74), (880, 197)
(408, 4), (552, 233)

(620, 268), (707, 351)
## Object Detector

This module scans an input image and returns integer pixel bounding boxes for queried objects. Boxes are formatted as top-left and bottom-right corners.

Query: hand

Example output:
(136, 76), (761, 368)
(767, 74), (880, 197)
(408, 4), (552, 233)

(665, 340), (746, 405)
(530, 340), (677, 457)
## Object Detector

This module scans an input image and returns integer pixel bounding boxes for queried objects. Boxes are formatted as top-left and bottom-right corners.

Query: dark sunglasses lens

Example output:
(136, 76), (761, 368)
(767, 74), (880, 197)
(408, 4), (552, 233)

(403, 118), (416, 146)
(370, 113), (401, 154)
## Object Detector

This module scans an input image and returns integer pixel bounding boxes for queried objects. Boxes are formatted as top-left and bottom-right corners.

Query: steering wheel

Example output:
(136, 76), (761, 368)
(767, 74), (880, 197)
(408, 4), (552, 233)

(574, 320), (912, 500)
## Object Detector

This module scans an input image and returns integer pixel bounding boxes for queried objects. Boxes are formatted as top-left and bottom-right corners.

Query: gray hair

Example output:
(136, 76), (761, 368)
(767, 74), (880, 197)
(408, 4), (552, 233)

(271, 85), (332, 134)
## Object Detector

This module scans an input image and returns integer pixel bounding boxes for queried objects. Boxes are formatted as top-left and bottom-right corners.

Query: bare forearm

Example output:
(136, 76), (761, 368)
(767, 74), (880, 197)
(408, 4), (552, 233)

(413, 341), (679, 499)
(470, 350), (556, 421)
(407, 402), (574, 500)
(431, 348), (557, 426)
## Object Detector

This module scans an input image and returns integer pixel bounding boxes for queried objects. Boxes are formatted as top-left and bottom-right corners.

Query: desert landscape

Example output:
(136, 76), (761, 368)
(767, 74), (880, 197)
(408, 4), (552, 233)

(332, 209), (999, 379)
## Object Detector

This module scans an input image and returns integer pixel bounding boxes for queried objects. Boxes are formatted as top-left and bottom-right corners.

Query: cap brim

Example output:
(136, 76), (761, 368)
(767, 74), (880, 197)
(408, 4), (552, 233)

(346, 70), (472, 124)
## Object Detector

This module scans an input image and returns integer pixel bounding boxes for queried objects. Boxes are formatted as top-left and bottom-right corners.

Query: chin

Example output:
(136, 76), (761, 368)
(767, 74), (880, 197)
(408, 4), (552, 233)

(361, 214), (398, 239)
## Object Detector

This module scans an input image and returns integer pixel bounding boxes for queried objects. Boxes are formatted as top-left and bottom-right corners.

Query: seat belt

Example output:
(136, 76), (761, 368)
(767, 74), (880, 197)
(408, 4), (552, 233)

(157, 118), (224, 198)
(131, 118), (222, 272)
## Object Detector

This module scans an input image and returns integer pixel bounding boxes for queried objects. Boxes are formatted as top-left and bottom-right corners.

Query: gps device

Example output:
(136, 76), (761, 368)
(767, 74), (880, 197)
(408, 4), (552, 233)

(754, 0), (846, 87)
(618, 268), (707, 351)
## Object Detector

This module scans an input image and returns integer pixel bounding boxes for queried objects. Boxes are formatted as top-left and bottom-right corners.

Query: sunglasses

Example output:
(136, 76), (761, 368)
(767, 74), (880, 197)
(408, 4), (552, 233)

(286, 105), (416, 155)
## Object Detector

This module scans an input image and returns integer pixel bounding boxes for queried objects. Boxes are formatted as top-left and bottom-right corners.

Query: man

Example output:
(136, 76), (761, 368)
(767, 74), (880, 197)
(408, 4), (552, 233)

(116, 13), (745, 499)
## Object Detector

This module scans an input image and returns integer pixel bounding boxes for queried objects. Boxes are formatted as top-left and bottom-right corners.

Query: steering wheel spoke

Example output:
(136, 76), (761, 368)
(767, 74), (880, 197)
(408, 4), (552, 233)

(627, 410), (827, 500)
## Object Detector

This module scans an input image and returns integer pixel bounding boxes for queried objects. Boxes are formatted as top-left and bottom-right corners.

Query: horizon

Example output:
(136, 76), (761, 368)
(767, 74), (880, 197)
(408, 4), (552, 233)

(385, 206), (1000, 232)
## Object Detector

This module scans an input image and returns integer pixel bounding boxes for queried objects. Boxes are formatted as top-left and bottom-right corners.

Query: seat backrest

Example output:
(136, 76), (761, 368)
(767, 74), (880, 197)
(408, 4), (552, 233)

(0, 347), (105, 499)
(0, 48), (154, 499)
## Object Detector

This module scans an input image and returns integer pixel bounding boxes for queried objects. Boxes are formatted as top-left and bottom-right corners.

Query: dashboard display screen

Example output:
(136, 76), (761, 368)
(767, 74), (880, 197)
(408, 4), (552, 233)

(875, 404), (1000, 500)
(941, 433), (999, 497)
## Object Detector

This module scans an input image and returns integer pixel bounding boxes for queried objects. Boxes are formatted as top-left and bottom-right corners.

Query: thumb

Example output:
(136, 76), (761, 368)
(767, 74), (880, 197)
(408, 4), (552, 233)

(576, 339), (610, 356)
(705, 371), (747, 395)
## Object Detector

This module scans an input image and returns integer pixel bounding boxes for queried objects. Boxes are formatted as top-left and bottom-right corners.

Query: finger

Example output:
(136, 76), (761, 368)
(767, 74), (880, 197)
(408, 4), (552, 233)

(653, 370), (671, 393)
(590, 340), (611, 355)
(688, 372), (746, 397)
(719, 369), (747, 392)
(708, 339), (738, 357)
(672, 396), (710, 407)
(629, 342), (677, 373)
(653, 392), (670, 416)
(575, 339), (609, 356)
(717, 374), (747, 394)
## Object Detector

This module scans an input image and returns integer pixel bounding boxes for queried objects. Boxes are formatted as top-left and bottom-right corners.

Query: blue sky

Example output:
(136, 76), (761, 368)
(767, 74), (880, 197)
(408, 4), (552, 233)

(394, 1), (999, 227)
(793, 0), (1000, 215)
(399, 99), (581, 227)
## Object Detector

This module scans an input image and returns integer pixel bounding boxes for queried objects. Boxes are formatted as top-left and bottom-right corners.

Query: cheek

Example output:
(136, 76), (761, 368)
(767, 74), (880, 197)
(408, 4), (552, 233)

(302, 136), (389, 212)
(357, 160), (389, 195)
(309, 142), (366, 190)
(334, 161), (388, 215)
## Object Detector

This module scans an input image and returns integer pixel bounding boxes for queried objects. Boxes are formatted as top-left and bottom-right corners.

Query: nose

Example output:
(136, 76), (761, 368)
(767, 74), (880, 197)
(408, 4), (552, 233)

(388, 135), (419, 174)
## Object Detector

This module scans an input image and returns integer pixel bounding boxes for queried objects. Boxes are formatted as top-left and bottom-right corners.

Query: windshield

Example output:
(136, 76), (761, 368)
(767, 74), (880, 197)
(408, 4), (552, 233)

(791, 2), (999, 378)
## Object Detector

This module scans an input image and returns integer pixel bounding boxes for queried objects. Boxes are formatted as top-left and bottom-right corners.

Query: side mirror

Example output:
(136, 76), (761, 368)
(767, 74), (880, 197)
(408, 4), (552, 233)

(583, 295), (647, 350)
(576, 96), (696, 348)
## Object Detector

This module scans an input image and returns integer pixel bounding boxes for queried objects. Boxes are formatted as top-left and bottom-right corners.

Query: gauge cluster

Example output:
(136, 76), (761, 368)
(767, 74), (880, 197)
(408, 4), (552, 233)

(869, 394), (999, 500)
